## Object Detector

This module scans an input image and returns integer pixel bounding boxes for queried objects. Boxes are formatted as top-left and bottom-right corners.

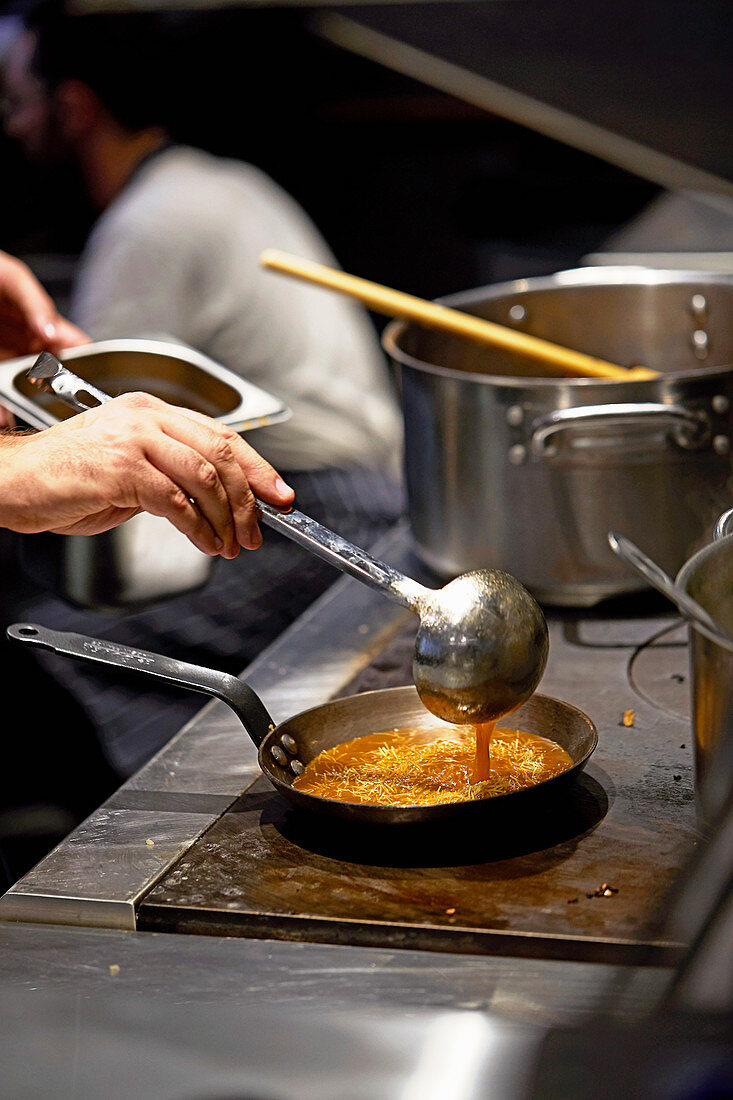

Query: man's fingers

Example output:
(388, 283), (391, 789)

(172, 406), (295, 506)
(134, 464), (228, 557)
(48, 392), (293, 555)
(150, 408), (267, 550)
(142, 434), (241, 556)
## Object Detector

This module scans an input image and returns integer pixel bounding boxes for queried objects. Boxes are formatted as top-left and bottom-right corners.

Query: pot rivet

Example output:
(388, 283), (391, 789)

(690, 294), (707, 315)
(506, 404), (524, 427)
(508, 443), (527, 465)
(271, 745), (288, 766)
(712, 395), (730, 415)
(692, 330), (709, 359)
(281, 734), (297, 754)
(290, 760), (305, 776)
(508, 304), (526, 323)
(713, 435), (730, 455)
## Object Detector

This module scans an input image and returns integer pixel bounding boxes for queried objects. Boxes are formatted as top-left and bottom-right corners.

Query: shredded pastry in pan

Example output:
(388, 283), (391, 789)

(293, 724), (572, 806)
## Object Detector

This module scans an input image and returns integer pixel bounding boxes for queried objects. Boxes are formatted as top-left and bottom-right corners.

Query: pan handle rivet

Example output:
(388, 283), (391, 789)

(281, 734), (297, 754)
(712, 395), (729, 415)
(506, 404), (524, 427)
(290, 760), (305, 776)
(508, 304), (526, 323)
(271, 746), (288, 766)
(713, 435), (730, 455)
(508, 443), (527, 465)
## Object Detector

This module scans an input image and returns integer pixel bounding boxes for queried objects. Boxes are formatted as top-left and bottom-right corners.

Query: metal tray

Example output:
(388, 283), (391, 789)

(0, 339), (291, 608)
(0, 338), (291, 433)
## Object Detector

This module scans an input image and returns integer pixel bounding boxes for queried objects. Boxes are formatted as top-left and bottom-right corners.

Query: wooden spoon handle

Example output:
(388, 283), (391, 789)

(260, 249), (657, 382)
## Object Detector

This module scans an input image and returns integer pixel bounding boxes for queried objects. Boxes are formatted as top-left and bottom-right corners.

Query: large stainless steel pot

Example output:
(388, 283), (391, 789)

(384, 267), (733, 606)
(677, 510), (733, 827)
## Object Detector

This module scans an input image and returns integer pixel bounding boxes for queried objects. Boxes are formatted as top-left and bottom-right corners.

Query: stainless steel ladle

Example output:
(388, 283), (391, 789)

(608, 530), (733, 650)
(26, 352), (549, 724)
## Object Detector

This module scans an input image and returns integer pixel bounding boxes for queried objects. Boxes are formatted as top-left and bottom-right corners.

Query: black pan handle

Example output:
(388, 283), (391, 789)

(7, 623), (275, 748)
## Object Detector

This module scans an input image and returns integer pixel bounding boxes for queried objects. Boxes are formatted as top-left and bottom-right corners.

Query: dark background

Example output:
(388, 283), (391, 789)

(0, 7), (661, 311)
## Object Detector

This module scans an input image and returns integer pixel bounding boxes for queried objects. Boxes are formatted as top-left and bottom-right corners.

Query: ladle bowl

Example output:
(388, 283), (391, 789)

(413, 569), (549, 723)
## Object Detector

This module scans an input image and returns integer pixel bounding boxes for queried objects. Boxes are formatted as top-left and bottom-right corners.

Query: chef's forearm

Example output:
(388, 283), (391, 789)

(0, 428), (34, 448)
(0, 429), (35, 530)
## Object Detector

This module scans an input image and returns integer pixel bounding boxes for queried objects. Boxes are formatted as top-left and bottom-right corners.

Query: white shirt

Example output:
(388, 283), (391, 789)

(71, 145), (403, 472)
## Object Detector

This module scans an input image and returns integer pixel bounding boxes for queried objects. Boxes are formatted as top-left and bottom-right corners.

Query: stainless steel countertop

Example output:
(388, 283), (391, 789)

(0, 920), (668, 1025)
(0, 920), (670, 1099)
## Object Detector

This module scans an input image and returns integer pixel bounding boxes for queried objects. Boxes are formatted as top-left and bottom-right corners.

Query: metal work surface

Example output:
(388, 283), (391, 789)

(0, 988), (537, 1100)
(1, 525), (698, 960)
(0, 919), (674, 1099)
(137, 603), (697, 962)
(0, 921), (669, 1026)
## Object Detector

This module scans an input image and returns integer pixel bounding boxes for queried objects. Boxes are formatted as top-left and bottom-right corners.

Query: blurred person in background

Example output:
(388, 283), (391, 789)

(0, 3), (403, 795)
(2, 2), (401, 477)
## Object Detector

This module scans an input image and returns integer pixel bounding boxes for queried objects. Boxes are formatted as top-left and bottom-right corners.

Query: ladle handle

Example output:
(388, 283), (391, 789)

(255, 500), (424, 610)
(607, 532), (725, 640)
(25, 355), (427, 614)
(6, 623), (275, 747)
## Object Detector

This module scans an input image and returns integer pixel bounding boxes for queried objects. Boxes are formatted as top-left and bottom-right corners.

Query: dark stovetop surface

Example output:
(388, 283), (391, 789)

(137, 601), (699, 965)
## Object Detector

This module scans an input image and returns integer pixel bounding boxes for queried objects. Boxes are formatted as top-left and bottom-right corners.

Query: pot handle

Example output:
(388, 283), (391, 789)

(530, 402), (710, 457)
(6, 623), (275, 748)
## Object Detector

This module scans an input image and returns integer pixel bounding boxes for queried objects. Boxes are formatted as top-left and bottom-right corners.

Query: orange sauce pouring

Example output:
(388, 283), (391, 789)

(473, 720), (495, 782)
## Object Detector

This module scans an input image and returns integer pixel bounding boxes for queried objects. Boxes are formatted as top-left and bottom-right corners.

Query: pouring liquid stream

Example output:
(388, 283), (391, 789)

(474, 720), (496, 781)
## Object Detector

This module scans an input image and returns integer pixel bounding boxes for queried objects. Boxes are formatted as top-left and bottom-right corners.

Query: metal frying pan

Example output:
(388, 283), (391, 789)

(8, 623), (597, 825)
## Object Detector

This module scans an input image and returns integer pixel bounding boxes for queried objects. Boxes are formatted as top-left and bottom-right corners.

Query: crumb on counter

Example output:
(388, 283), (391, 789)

(445, 907), (456, 915)
(145, 838), (155, 847)
(587, 883), (619, 899)
(622, 709), (635, 727)
(109, 964), (120, 977)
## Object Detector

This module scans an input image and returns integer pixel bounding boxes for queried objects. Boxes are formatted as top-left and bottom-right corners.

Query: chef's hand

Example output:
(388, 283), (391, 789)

(0, 392), (295, 556)
(0, 250), (90, 426)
